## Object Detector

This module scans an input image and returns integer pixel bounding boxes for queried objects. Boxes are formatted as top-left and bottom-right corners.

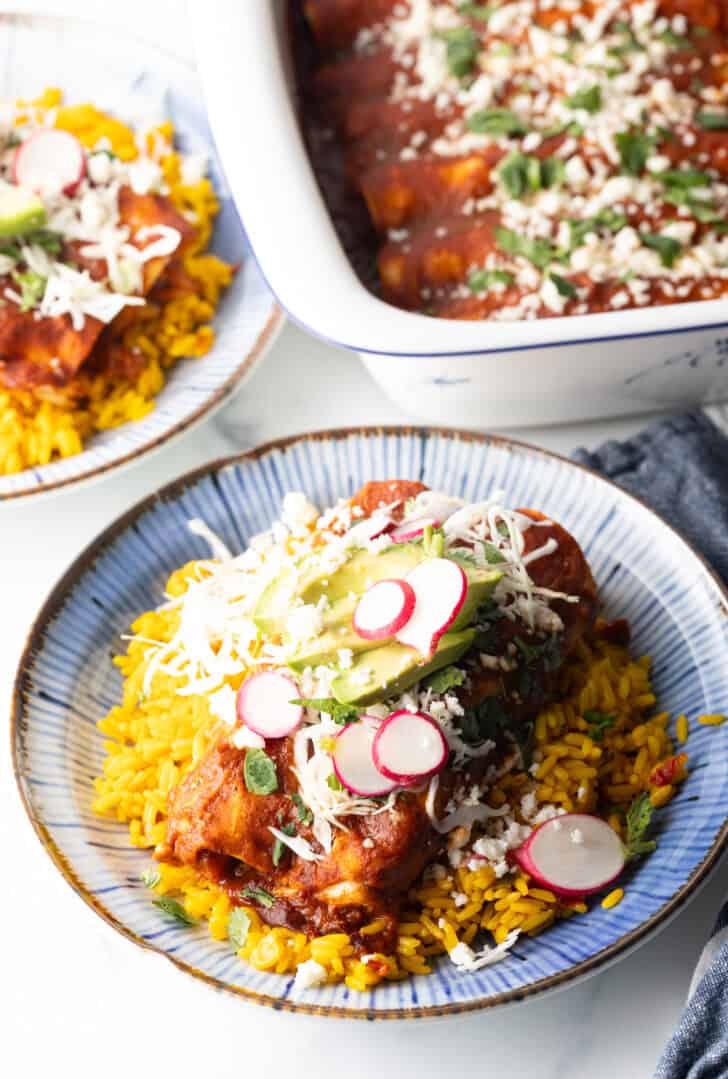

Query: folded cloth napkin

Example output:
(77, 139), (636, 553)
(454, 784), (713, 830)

(573, 410), (728, 1079)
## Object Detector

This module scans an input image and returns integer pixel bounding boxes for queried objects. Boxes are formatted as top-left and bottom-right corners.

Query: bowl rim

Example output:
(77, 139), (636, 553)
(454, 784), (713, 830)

(11, 424), (728, 1019)
(191, 1), (728, 359)
(0, 8), (284, 504)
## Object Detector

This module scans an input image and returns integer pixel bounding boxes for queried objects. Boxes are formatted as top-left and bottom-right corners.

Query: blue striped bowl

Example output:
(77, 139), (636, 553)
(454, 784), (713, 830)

(0, 14), (281, 503)
(13, 427), (728, 1018)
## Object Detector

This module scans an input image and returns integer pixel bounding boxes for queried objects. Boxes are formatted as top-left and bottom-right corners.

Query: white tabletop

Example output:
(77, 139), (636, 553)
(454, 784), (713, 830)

(2, 4), (727, 1077)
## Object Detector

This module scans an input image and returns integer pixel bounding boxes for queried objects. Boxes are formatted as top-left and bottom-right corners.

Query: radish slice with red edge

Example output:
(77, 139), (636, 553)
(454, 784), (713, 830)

(513, 813), (625, 898)
(332, 718), (398, 797)
(345, 514), (393, 546)
(372, 710), (448, 784)
(353, 578), (415, 641)
(236, 671), (303, 740)
(395, 557), (467, 657)
(390, 517), (438, 544)
(14, 130), (86, 197)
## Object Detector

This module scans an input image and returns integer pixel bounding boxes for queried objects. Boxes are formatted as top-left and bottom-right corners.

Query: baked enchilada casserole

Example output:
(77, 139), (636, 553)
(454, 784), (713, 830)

(296, 0), (728, 321)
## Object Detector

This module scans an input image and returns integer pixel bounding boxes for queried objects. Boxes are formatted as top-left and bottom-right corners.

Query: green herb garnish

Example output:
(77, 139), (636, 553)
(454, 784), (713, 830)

(584, 709), (616, 741)
(468, 268), (515, 293)
(567, 209), (628, 250)
(292, 698), (362, 726)
(642, 233), (682, 268)
(616, 130), (654, 176)
(483, 540), (507, 563)
(425, 665), (466, 694)
(152, 897), (197, 926)
(291, 791), (314, 824)
(272, 822), (297, 866)
(141, 868), (160, 889)
(696, 111), (728, 130)
(624, 792), (657, 859)
(495, 226), (558, 269)
(549, 272), (577, 299)
(244, 748), (279, 795)
(565, 85), (602, 113)
(466, 108), (528, 136)
(11, 269), (46, 312)
(227, 908), (251, 950)
(241, 885), (276, 909)
(435, 26), (479, 79)
(326, 773), (344, 792)
(658, 28), (691, 49)
(458, 2), (496, 20)
(498, 151), (564, 198)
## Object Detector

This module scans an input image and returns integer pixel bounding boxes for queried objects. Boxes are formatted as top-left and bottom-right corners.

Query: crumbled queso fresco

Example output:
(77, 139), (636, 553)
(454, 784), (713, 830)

(340, 0), (728, 318)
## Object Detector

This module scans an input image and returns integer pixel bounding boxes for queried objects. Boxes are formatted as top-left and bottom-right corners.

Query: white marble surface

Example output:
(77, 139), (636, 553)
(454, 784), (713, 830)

(2, 4), (727, 1077)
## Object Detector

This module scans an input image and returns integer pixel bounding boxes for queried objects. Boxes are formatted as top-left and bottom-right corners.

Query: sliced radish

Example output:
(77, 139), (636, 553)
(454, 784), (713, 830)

(395, 557), (467, 657)
(400, 491), (464, 526)
(373, 710), (448, 784)
(353, 578), (415, 641)
(345, 513), (393, 546)
(14, 130), (86, 197)
(332, 717), (398, 797)
(236, 671), (303, 740)
(390, 517), (438, 544)
(513, 813), (625, 898)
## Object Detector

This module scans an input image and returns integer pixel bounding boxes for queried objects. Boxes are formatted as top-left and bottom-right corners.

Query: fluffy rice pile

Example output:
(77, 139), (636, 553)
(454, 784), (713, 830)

(0, 89), (233, 476)
(93, 558), (695, 993)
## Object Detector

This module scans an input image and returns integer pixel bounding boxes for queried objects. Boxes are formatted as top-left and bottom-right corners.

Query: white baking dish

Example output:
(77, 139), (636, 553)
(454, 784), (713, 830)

(191, 2), (728, 428)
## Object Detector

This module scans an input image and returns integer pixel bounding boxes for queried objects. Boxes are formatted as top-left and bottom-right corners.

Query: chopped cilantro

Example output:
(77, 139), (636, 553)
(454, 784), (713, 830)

(584, 709), (616, 741)
(152, 896), (197, 926)
(11, 269), (46, 311)
(466, 108), (528, 136)
(292, 698), (362, 725)
(272, 822), (297, 866)
(483, 540), (506, 564)
(459, 695), (508, 745)
(542, 120), (584, 139)
(244, 748), (278, 795)
(624, 792), (657, 859)
(696, 111), (728, 131)
(141, 868), (160, 889)
(642, 233), (682, 267)
(549, 272), (577, 299)
(498, 151), (565, 198)
(241, 885), (276, 909)
(291, 791), (314, 824)
(227, 908), (251, 950)
(495, 226), (558, 269)
(658, 28), (691, 49)
(568, 209), (628, 250)
(490, 41), (513, 57)
(326, 773), (344, 792)
(425, 665), (466, 694)
(660, 168), (710, 190)
(565, 85), (602, 113)
(468, 268), (514, 293)
(616, 130), (654, 176)
(435, 26), (479, 79)
(458, 2), (496, 21)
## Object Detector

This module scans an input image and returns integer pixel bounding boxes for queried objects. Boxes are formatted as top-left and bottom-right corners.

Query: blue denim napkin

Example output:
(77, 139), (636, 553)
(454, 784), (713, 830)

(574, 410), (728, 1079)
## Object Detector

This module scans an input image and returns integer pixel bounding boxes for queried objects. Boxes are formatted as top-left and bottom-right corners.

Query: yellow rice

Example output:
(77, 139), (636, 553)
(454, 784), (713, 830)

(0, 88), (233, 476)
(91, 557), (709, 991)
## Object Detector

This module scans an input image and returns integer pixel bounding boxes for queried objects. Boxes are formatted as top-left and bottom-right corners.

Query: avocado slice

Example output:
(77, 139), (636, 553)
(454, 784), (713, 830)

(300, 543), (425, 606)
(0, 180), (46, 238)
(331, 628), (477, 706)
(254, 543), (426, 636)
(449, 560), (502, 630)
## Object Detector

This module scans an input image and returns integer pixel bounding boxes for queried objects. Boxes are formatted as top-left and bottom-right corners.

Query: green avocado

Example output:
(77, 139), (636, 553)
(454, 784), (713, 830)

(448, 558), (503, 630)
(254, 542), (426, 636)
(0, 180), (47, 239)
(330, 628), (477, 707)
